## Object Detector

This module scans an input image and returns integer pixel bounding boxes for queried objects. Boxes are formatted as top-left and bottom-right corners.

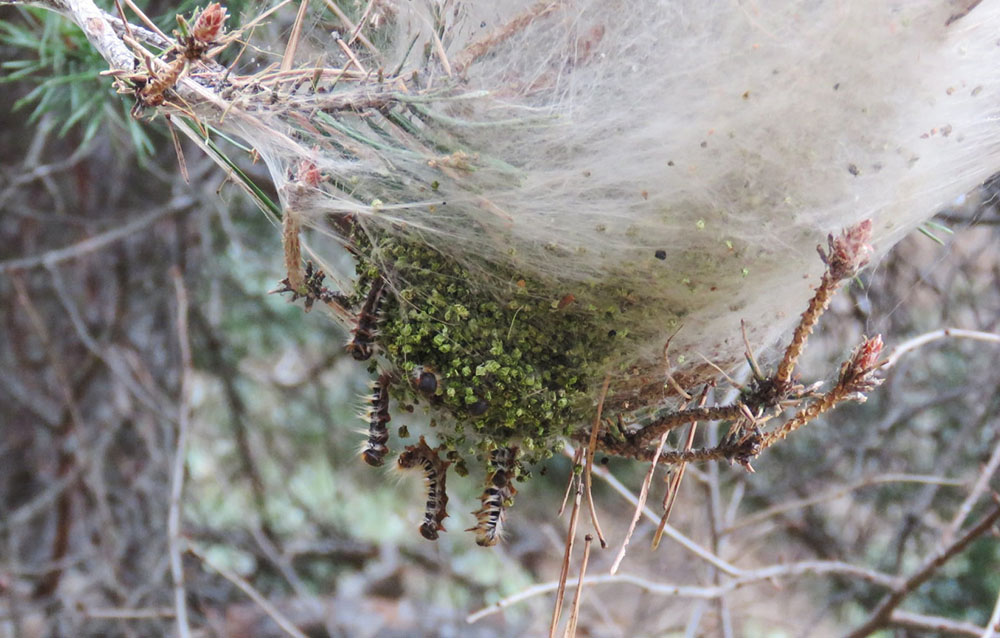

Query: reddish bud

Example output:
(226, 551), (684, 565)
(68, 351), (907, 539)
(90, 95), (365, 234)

(192, 3), (227, 44)
(852, 334), (884, 372)
(819, 219), (873, 281)
(296, 159), (322, 188)
(838, 334), (884, 394)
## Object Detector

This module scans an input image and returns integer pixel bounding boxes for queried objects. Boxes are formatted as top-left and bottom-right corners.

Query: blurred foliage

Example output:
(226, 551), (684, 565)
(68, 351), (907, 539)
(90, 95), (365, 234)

(0, 7), (154, 153)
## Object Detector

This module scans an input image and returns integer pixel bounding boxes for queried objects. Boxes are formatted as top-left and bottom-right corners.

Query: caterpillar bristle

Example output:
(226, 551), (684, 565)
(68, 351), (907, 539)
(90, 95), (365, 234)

(361, 373), (391, 467)
(397, 435), (450, 541)
(467, 447), (519, 547)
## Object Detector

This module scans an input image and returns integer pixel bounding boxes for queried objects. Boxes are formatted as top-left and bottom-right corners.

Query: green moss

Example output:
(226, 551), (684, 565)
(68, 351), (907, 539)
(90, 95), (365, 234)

(348, 228), (629, 465)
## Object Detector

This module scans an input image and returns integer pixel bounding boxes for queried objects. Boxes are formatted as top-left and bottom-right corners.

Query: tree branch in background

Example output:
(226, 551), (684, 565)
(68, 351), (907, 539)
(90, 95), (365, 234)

(168, 268), (193, 638)
(846, 505), (1000, 638)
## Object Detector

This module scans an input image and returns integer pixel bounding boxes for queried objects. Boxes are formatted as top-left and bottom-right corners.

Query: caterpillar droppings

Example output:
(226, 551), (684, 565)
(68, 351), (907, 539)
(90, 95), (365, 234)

(468, 447), (519, 547)
(346, 275), (386, 361)
(397, 436), (450, 541)
(360, 373), (391, 467)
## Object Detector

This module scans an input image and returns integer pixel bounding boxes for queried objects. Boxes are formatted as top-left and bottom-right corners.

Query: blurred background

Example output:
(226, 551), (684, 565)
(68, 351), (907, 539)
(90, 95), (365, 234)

(2, 2), (1000, 637)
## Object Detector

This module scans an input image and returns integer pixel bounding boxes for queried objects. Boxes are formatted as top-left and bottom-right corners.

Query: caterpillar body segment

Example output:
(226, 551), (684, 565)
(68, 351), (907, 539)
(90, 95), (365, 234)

(361, 373), (391, 467)
(468, 447), (519, 547)
(397, 436), (450, 541)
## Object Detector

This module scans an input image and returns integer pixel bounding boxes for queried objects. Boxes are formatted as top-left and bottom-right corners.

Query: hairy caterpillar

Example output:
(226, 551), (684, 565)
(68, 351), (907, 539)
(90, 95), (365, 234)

(346, 275), (386, 361)
(397, 436), (450, 541)
(360, 373), (391, 467)
(468, 447), (519, 547)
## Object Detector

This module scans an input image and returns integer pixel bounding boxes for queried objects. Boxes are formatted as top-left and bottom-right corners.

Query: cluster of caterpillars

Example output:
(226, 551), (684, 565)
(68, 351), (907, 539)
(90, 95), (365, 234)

(357, 366), (519, 546)
(277, 263), (519, 546)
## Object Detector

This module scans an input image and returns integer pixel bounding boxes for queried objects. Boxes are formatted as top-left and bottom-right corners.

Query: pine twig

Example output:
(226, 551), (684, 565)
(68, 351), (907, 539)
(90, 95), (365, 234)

(775, 220), (873, 386)
(761, 335), (883, 450)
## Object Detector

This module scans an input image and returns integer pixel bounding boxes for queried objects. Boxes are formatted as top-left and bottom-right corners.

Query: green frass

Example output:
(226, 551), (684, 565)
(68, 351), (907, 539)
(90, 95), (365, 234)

(348, 227), (632, 465)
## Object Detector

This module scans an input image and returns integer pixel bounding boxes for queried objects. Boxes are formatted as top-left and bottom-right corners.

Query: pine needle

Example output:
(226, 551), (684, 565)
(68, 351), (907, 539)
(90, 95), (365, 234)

(563, 534), (593, 638)
(583, 374), (611, 549)
(549, 472), (582, 638)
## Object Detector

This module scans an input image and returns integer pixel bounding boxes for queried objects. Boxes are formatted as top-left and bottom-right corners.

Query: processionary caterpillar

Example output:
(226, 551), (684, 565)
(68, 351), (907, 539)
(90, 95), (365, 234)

(360, 373), (391, 467)
(468, 446), (519, 547)
(397, 436), (450, 540)
(346, 275), (386, 361)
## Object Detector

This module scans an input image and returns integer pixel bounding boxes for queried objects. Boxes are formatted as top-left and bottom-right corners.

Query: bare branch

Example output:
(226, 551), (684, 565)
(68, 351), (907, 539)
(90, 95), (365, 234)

(0, 197), (194, 273)
(725, 473), (966, 533)
(467, 560), (901, 624)
(187, 543), (311, 638)
(882, 328), (1000, 371)
(889, 610), (984, 637)
(586, 458), (744, 577)
(939, 433), (1000, 548)
(846, 505), (1000, 638)
(168, 268), (194, 638)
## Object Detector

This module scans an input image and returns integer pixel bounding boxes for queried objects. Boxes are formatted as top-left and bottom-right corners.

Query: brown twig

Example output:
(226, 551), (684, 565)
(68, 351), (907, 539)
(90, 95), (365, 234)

(845, 505), (1000, 638)
(320, 0), (379, 57)
(620, 404), (745, 454)
(11, 274), (85, 598)
(651, 423), (697, 549)
(281, 207), (305, 293)
(775, 220), (873, 386)
(761, 335), (883, 450)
